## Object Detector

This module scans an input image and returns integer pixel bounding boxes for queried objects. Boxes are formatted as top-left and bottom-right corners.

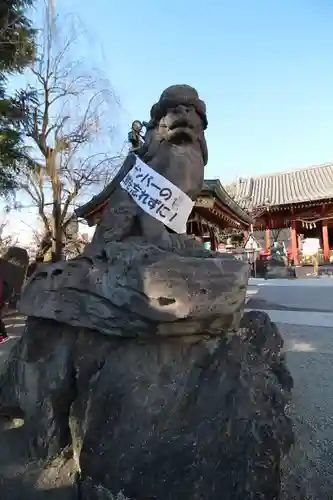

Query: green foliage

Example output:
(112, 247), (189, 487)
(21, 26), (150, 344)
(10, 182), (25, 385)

(0, 0), (36, 195)
(0, 0), (35, 72)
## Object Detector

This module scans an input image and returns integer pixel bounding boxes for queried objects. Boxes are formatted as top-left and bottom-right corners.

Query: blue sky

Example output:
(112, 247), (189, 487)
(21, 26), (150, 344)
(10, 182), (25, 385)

(49, 0), (333, 182)
(6, 0), (333, 244)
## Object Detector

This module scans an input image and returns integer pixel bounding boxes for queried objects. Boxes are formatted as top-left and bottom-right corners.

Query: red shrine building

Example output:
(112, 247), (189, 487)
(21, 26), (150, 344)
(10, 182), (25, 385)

(230, 163), (333, 265)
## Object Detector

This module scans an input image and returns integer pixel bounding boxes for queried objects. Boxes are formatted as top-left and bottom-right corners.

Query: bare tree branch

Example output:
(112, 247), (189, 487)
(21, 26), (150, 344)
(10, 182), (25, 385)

(17, 6), (120, 261)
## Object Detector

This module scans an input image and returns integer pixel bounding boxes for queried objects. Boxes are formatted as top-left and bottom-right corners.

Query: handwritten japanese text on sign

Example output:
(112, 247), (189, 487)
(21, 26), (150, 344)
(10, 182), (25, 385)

(120, 156), (194, 234)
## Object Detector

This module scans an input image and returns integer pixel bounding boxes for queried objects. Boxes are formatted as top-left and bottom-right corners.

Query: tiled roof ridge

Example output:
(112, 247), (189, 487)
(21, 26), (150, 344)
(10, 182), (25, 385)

(237, 161), (333, 182)
(229, 161), (333, 208)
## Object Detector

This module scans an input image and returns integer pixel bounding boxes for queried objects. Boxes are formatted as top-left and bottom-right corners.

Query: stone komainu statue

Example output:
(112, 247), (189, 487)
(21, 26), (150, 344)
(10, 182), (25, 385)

(0, 85), (293, 500)
(76, 83), (209, 249)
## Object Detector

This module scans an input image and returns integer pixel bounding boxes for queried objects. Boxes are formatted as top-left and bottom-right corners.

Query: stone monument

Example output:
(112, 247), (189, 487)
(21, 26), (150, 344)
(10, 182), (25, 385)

(0, 85), (293, 499)
(0, 246), (29, 305)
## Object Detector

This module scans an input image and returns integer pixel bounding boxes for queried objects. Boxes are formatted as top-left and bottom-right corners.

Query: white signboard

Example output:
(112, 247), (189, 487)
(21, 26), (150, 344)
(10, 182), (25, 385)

(120, 156), (194, 234)
(301, 237), (320, 256)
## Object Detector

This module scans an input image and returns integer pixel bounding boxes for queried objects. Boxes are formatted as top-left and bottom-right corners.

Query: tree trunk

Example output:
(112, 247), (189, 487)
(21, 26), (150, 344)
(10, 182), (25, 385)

(51, 202), (62, 261)
(50, 156), (63, 262)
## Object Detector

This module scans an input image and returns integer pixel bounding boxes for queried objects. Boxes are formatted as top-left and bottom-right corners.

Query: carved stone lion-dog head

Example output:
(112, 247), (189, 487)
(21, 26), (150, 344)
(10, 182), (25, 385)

(137, 84), (208, 202)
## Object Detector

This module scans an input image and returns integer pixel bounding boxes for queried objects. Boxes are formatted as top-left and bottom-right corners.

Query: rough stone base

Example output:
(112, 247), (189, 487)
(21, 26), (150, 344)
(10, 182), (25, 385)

(0, 311), (293, 499)
(19, 242), (249, 337)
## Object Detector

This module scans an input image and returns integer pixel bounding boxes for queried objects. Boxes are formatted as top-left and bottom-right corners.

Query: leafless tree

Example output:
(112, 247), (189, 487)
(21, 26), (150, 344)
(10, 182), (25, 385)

(30, 214), (91, 261)
(17, 3), (122, 261)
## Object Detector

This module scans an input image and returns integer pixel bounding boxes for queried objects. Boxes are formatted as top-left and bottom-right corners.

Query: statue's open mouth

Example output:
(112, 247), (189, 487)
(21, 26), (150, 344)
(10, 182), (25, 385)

(168, 118), (195, 144)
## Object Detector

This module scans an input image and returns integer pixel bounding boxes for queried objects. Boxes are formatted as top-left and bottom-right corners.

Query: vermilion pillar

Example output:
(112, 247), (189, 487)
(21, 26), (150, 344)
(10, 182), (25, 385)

(322, 219), (330, 262)
(265, 226), (270, 253)
(291, 219), (299, 265)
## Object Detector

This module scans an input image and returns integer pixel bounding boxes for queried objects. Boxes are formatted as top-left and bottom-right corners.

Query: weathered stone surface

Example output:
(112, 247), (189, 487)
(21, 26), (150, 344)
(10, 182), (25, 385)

(0, 85), (293, 499)
(0, 318), (77, 459)
(0, 311), (293, 499)
(19, 242), (248, 336)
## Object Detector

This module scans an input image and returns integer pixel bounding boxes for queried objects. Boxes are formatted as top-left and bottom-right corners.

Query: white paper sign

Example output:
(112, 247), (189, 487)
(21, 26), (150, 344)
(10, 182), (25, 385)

(120, 156), (194, 234)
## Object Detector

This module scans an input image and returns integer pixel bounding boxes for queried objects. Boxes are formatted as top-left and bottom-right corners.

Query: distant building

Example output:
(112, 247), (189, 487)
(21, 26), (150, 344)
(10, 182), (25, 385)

(228, 163), (333, 264)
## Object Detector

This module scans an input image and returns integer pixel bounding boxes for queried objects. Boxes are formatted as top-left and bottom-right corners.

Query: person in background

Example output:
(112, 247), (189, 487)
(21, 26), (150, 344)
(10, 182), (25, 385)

(0, 277), (13, 343)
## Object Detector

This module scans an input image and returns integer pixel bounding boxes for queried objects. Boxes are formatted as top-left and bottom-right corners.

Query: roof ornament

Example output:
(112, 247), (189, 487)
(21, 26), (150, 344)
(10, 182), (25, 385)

(264, 197), (271, 212)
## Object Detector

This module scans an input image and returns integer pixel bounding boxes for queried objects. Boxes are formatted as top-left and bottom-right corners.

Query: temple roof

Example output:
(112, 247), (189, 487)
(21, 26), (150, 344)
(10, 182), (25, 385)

(227, 162), (333, 209)
(202, 179), (253, 224)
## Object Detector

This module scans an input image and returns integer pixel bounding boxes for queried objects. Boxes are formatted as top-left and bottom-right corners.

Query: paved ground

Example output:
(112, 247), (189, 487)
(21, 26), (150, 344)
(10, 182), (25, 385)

(279, 323), (333, 499)
(1, 282), (333, 498)
(247, 279), (333, 498)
